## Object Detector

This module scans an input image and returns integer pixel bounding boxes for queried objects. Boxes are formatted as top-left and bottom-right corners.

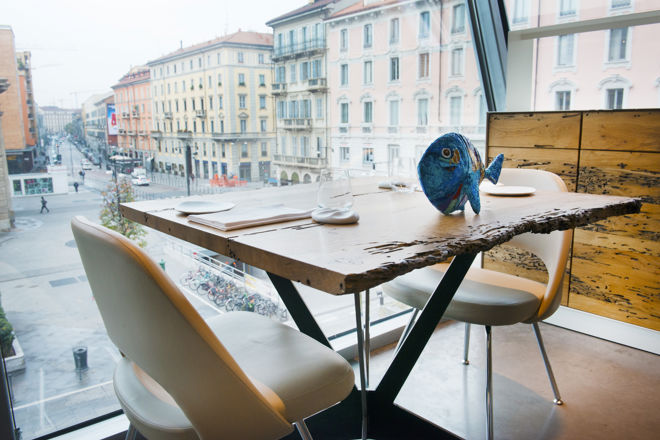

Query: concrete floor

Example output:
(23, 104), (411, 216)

(367, 320), (660, 440)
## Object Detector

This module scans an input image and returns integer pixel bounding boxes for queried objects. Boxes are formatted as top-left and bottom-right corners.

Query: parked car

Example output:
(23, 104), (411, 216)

(81, 159), (93, 170)
(131, 175), (150, 186)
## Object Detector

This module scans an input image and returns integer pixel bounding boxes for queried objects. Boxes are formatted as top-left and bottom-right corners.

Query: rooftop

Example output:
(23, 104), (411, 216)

(266, 0), (337, 26)
(148, 30), (273, 65)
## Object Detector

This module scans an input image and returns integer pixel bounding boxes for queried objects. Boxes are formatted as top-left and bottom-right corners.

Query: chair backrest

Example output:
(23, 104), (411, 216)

(71, 216), (291, 440)
(497, 169), (573, 321)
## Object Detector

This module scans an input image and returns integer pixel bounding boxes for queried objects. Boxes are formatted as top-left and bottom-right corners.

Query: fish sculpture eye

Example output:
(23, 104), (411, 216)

(441, 147), (452, 159)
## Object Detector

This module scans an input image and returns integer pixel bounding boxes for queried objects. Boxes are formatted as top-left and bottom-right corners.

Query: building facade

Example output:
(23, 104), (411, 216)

(267, 0), (357, 184)
(39, 106), (80, 135)
(0, 26), (34, 174)
(508, 0), (660, 111)
(16, 51), (38, 149)
(148, 31), (274, 182)
(82, 92), (116, 158)
(326, 0), (484, 172)
(112, 66), (154, 167)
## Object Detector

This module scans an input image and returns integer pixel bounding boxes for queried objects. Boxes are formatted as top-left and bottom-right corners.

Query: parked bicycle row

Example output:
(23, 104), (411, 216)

(179, 266), (288, 321)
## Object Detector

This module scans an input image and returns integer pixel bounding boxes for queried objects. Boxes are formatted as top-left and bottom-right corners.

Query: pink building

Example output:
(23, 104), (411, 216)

(112, 66), (154, 166)
(326, 0), (485, 171)
(507, 0), (660, 110)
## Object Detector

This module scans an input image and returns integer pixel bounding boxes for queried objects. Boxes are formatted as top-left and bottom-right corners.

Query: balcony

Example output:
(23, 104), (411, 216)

(282, 118), (312, 130)
(307, 78), (327, 92)
(195, 109), (206, 118)
(177, 130), (192, 140)
(132, 110), (139, 117)
(211, 132), (262, 142)
(122, 112), (130, 118)
(273, 154), (327, 169)
(150, 130), (162, 138)
(127, 130), (137, 136)
(118, 128), (127, 135)
(139, 130), (148, 136)
(163, 111), (173, 119)
(272, 83), (287, 95)
(273, 38), (326, 61)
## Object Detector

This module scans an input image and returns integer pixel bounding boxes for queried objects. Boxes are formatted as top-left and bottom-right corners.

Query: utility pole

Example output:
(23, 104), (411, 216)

(185, 144), (192, 196)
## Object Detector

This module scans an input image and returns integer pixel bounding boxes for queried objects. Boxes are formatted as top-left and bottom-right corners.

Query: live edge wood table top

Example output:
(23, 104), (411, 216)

(120, 178), (641, 295)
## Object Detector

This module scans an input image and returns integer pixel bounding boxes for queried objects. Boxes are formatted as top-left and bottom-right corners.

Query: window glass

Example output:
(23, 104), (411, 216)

(0, 2), (491, 437)
(505, 0), (660, 111)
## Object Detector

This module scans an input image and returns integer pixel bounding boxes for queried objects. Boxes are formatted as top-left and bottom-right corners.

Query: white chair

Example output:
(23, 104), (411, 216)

(382, 168), (572, 439)
(71, 216), (355, 440)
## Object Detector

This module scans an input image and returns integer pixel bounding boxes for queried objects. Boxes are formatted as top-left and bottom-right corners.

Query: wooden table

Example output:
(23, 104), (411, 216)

(121, 180), (640, 439)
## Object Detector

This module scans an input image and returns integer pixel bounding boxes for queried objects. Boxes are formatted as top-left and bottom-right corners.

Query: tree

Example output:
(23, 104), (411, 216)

(100, 178), (147, 247)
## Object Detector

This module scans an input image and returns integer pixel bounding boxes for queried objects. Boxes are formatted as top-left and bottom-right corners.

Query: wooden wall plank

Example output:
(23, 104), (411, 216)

(581, 110), (660, 152)
(486, 109), (660, 331)
(487, 112), (581, 149)
(487, 147), (579, 191)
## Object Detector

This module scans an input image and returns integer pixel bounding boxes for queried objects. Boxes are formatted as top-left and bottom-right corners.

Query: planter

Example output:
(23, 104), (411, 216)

(4, 338), (25, 375)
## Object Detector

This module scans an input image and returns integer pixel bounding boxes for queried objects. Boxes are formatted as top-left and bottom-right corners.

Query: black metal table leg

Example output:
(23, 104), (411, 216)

(269, 254), (477, 439)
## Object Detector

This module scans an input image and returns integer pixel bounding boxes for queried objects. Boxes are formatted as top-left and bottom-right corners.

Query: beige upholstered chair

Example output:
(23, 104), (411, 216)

(72, 216), (355, 440)
(382, 168), (572, 439)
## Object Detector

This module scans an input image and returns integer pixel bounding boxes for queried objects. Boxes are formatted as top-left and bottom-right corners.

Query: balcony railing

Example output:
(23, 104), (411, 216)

(132, 111), (139, 117)
(272, 83), (287, 94)
(119, 128), (127, 134)
(139, 130), (148, 136)
(273, 38), (326, 59)
(177, 130), (192, 139)
(307, 78), (327, 91)
(195, 109), (206, 118)
(122, 112), (130, 118)
(151, 130), (162, 138)
(282, 118), (312, 130)
(211, 132), (263, 141)
(273, 154), (327, 168)
(127, 130), (136, 136)
(163, 111), (173, 119)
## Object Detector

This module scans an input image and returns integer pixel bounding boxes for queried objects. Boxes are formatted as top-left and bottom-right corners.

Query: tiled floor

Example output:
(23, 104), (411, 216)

(367, 320), (660, 440)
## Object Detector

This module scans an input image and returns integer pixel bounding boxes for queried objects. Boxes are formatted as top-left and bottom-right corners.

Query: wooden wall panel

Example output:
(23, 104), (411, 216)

(487, 112), (581, 149)
(487, 146), (579, 191)
(581, 110), (660, 152)
(485, 109), (660, 331)
(572, 147), (660, 331)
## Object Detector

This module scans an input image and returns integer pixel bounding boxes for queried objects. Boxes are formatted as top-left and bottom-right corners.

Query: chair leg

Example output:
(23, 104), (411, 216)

(462, 322), (471, 365)
(485, 325), (494, 440)
(295, 419), (314, 440)
(394, 308), (419, 354)
(532, 322), (563, 405)
(125, 423), (137, 440)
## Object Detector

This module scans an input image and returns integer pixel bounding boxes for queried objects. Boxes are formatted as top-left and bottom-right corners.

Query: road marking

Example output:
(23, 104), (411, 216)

(13, 380), (114, 411)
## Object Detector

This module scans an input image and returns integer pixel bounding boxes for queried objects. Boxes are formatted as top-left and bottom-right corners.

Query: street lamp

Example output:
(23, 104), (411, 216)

(185, 144), (192, 196)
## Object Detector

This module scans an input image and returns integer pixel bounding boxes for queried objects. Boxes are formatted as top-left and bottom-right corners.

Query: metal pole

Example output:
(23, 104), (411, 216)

(185, 144), (192, 196)
(1, 357), (17, 440)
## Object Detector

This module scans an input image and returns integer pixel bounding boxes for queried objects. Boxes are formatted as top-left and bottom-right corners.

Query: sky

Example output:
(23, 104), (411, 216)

(1, 0), (305, 109)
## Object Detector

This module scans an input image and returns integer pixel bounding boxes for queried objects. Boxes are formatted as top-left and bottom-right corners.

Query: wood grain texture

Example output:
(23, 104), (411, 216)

(485, 109), (659, 331)
(121, 180), (640, 295)
(487, 112), (581, 149)
(581, 110), (660, 152)
(573, 147), (660, 331)
(487, 146), (579, 191)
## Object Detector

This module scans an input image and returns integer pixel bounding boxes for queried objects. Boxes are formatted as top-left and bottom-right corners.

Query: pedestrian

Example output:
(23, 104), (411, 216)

(74, 182), (79, 192)
(40, 196), (49, 214)
(81, 170), (85, 183)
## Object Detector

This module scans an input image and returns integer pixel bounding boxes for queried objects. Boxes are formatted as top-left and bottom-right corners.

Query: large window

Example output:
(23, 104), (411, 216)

(608, 27), (629, 62)
(390, 18), (400, 44)
(340, 28), (348, 51)
(363, 60), (373, 84)
(363, 23), (373, 48)
(389, 99), (399, 127)
(340, 63), (349, 86)
(452, 3), (466, 33)
(390, 56), (400, 81)
(606, 88), (624, 109)
(417, 98), (429, 126)
(557, 34), (575, 67)
(363, 101), (373, 123)
(419, 52), (430, 79)
(419, 11), (430, 38)
(340, 102), (349, 124)
(556, 90), (571, 110)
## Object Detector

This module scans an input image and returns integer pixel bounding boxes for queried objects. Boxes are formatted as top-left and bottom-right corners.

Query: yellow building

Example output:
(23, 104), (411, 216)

(148, 31), (274, 182)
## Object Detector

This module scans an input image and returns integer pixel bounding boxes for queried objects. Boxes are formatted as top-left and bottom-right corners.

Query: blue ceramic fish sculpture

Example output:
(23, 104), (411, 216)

(418, 132), (504, 215)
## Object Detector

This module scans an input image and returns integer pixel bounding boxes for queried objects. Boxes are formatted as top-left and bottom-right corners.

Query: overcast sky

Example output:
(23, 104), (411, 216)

(1, 0), (304, 109)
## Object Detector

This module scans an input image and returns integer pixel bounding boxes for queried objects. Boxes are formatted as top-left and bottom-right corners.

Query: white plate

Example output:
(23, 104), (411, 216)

(175, 200), (235, 214)
(482, 185), (536, 196)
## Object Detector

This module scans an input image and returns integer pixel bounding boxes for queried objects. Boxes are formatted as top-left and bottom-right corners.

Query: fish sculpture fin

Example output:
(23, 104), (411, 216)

(484, 153), (504, 184)
(467, 182), (481, 214)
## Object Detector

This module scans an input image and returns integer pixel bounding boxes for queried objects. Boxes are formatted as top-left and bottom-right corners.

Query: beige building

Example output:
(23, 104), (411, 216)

(112, 66), (154, 167)
(39, 106), (79, 135)
(148, 31), (274, 182)
(267, 0), (358, 184)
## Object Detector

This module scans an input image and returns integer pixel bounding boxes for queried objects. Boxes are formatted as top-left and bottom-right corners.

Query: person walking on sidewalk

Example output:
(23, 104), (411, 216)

(40, 196), (49, 214)
(74, 182), (79, 192)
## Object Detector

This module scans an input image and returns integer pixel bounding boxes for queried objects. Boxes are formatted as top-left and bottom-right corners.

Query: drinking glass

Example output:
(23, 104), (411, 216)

(317, 169), (354, 211)
(388, 157), (417, 192)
